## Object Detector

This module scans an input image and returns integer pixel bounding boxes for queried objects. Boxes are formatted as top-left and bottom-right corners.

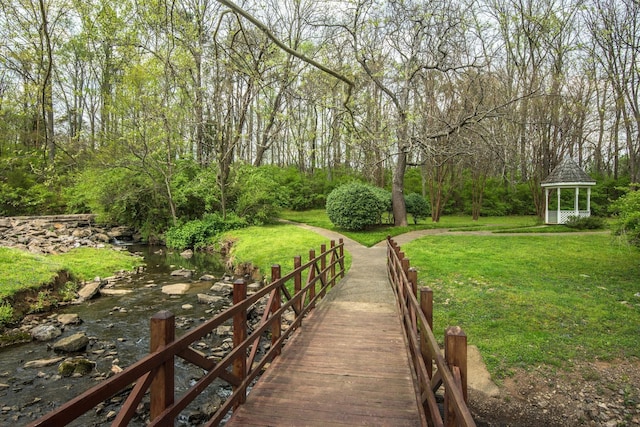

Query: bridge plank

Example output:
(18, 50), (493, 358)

(225, 272), (424, 427)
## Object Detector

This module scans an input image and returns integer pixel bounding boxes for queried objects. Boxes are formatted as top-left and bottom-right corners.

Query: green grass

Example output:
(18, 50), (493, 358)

(401, 234), (640, 378)
(222, 224), (352, 283)
(0, 247), (142, 300)
(50, 247), (142, 282)
(0, 248), (61, 299)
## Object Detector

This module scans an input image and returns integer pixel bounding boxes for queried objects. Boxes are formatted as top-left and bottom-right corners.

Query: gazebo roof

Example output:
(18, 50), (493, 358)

(541, 158), (595, 186)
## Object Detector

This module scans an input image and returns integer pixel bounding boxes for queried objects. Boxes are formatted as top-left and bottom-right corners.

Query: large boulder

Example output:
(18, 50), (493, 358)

(171, 269), (193, 279)
(57, 313), (81, 326)
(58, 358), (95, 377)
(30, 325), (62, 341)
(197, 294), (224, 304)
(77, 281), (103, 301)
(53, 332), (89, 353)
(162, 283), (191, 295)
(23, 357), (64, 369)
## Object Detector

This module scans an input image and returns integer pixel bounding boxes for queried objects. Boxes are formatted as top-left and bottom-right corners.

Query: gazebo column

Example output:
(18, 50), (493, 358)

(557, 188), (561, 224)
(587, 187), (591, 214)
(574, 187), (579, 216)
(545, 188), (550, 224)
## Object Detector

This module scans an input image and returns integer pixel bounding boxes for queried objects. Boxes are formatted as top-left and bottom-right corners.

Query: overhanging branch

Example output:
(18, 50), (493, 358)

(215, 0), (354, 88)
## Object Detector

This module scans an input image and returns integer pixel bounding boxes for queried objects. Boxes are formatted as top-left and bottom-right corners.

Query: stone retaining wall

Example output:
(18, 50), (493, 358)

(0, 215), (141, 254)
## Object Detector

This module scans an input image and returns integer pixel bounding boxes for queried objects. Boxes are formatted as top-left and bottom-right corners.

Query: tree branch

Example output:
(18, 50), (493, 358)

(215, 0), (354, 88)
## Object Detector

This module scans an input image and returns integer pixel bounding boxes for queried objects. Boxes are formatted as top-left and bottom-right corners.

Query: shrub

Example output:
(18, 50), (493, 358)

(369, 186), (392, 224)
(405, 193), (430, 224)
(610, 186), (640, 246)
(0, 300), (13, 327)
(165, 213), (248, 250)
(230, 165), (283, 225)
(564, 215), (606, 230)
(326, 182), (386, 230)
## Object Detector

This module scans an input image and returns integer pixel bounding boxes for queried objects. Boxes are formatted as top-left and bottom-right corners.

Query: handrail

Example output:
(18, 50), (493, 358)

(29, 239), (345, 426)
(386, 236), (476, 427)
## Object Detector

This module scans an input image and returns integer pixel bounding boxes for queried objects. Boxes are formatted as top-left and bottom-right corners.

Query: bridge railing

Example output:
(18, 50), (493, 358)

(29, 239), (345, 427)
(387, 237), (476, 427)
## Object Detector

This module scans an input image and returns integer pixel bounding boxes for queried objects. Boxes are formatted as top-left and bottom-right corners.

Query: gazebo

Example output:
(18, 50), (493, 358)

(541, 158), (596, 224)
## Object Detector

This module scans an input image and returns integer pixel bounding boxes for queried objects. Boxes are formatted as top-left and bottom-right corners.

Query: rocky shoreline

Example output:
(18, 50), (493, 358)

(0, 214), (141, 254)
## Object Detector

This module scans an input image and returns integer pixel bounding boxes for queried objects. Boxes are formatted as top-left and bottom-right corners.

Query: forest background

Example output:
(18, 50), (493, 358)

(1, 0), (638, 240)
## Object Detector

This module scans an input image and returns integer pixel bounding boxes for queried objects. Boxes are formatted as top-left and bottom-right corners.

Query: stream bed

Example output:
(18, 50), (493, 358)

(0, 245), (233, 426)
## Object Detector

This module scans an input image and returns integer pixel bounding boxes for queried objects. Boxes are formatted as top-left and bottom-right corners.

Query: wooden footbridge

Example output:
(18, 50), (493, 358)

(30, 233), (476, 427)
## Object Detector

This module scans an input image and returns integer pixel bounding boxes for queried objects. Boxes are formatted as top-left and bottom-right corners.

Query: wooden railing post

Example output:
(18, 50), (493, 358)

(271, 265), (282, 356)
(309, 249), (316, 308)
(330, 240), (336, 287)
(444, 326), (468, 427)
(294, 256), (302, 314)
(420, 287), (434, 380)
(399, 257), (410, 307)
(233, 279), (247, 408)
(339, 238), (345, 278)
(320, 243), (327, 298)
(408, 267), (418, 334)
(150, 310), (175, 421)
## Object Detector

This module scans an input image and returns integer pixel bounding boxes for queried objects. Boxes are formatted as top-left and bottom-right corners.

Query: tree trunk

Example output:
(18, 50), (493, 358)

(392, 149), (408, 226)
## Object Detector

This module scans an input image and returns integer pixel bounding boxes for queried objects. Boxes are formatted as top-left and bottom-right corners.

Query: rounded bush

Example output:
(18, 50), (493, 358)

(326, 183), (385, 230)
(405, 193), (430, 224)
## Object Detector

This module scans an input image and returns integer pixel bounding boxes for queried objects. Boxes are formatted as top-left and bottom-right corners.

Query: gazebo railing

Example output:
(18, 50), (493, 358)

(548, 210), (590, 224)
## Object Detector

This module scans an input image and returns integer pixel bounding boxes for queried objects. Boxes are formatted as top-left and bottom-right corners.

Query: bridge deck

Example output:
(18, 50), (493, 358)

(225, 243), (424, 427)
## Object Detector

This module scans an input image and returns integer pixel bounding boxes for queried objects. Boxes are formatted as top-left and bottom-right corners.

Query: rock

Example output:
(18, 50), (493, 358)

(182, 304), (194, 310)
(58, 358), (95, 377)
(200, 274), (216, 281)
(23, 357), (64, 369)
(57, 313), (81, 326)
(99, 288), (133, 296)
(216, 325), (233, 336)
(30, 325), (62, 341)
(77, 281), (103, 301)
(108, 226), (133, 239)
(210, 283), (233, 294)
(53, 332), (90, 353)
(247, 282), (262, 293)
(162, 283), (191, 295)
(197, 294), (224, 304)
(171, 269), (193, 278)
(180, 249), (194, 259)
(72, 229), (92, 238)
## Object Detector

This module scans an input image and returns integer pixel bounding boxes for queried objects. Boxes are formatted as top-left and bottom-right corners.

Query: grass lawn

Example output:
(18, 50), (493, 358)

(222, 224), (352, 284)
(401, 233), (640, 379)
(0, 248), (61, 299)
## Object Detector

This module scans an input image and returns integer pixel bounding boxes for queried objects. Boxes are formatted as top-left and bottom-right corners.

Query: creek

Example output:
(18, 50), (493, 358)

(0, 245), (232, 426)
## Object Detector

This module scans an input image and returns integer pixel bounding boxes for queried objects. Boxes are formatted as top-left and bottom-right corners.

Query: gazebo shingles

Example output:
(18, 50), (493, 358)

(542, 158), (594, 185)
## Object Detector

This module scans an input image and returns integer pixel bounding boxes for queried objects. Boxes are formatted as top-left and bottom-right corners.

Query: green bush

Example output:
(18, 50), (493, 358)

(610, 186), (640, 246)
(369, 186), (392, 224)
(171, 159), (220, 219)
(67, 166), (172, 237)
(405, 193), (430, 224)
(230, 165), (284, 225)
(325, 182), (386, 230)
(0, 300), (14, 327)
(165, 213), (248, 250)
(564, 215), (606, 230)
